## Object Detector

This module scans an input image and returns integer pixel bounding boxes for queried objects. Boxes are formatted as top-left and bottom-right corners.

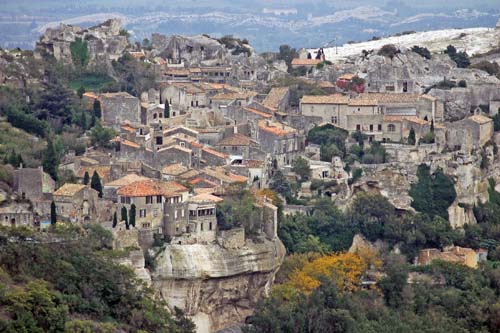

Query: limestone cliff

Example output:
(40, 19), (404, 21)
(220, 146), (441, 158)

(150, 239), (286, 333)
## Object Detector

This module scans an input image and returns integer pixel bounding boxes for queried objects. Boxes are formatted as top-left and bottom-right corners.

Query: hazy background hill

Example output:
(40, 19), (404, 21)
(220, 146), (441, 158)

(1, 0), (499, 51)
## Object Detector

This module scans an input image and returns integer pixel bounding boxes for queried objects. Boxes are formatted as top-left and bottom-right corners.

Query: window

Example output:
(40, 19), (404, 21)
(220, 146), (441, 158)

(369, 124), (373, 131)
(181, 210), (185, 217)
(153, 209), (158, 217)
(378, 124), (382, 131)
(356, 124), (361, 131)
(388, 124), (396, 132)
(331, 116), (337, 124)
(146, 196), (153, 204)
(120, 197), (131, 204)
(232, 146), (238, 151)
(201, 223), (204, 231)
(209, 222), (213, 230)
(174, 210), (178, 219)
(156, 195), (162, 203)
(139, 209), (147, 218)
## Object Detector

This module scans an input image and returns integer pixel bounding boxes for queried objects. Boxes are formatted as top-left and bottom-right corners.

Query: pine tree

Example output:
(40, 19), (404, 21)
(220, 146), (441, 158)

(93, 99), (101, 118)
(50, 201), (57, 225)
(121, 206), (129, 230)
(408, 128), (416, 145)
(430, 119), (435, 133)
(164, 102), (170, 118)
(112, 211), (118, 228)
(8, 149), (18, 167)
(42, 138), (58, 181)
(83, 171), (90, 185)
(17, 154), (23, 168)
(90, 171), (103, 198)
(129, 204), (136, 228)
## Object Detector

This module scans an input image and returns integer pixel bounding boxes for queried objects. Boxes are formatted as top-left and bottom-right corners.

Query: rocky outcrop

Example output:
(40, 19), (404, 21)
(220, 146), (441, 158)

(36, 19), (129, 70)
(151, 239), (286, 332)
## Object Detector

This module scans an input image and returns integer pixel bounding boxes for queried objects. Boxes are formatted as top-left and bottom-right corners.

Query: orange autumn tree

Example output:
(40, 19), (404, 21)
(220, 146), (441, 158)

(287, 252), (367, 295)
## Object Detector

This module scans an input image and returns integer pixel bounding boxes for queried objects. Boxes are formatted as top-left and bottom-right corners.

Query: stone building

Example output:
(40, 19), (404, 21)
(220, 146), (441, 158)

(215, 133), (258, 159)
(210, 91), (257, 111)
(262, 87), (290, 112)
(444, 114), (494, 152)
(13, 167), (55, 215)
(185, 193), (222, 244)
(160, 82), (208, 111)
(417, 246), (478, 268)
(53, 184), (99, 223)
(0, 203), (33, 228)
(103, 174), (150, 202)
(100, 92), (141, 130)
(117, 180), (189, 232)
(257, 120), (305, 167)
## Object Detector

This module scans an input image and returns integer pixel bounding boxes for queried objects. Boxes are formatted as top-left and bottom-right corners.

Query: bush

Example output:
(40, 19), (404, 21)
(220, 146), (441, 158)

(378, 44), (400, 59)
(444, 45), (470, 68)
(411, 45), (431, 59)
(470, 60), (500, 77)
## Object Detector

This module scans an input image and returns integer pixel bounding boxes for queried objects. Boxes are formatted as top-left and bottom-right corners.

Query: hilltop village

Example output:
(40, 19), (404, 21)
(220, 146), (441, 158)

(2, 18), (500, 332)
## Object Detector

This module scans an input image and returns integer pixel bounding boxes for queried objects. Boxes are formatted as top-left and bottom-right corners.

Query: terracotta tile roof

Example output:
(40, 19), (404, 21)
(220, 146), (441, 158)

(189, 193), (223, 203)
(158, 145), (192, 154)
(403, 116), (428, 125)
(301, 94), (349, 105)
(349, 98), (378, 106)
(245, 159), (264, 168)
(189, 177), (218, 187)
(129, 50), (145, 59)
(121, 124), (136, 133)
(100, 92), (136, 99)
(358, 93), (421, 104)
(202, 167), (247, 183)
(163, 126), (199, 137)
(83, 92), (99, 99)
(202, 147), (228, 159)
(178, 169), (201, 180)
(161, 163), (188, 176)
(170, 82), (205, 94)
(291, 58), (321, 66)
(216, 134), (255, 147)
(190, 141), (203, 148)
(468, 114), (492, 125)
(105, 174), (150, 187)
(54, 183), (86, 197)
(76, 166), (111, 180)
(211, 91), (257, 101)
(165, 68), (190, 76)
(338, 73), (356, 80)
(121, 139), (140, 149)
(243, 107), (272, 118)
(262, 87), (289, 110)
(258, 120), (298, 137)
(117, 180), (187, 197)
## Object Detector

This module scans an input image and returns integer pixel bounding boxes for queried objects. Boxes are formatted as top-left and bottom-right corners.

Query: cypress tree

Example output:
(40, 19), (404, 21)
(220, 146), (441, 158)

(93, 99), (101, 118)
(112, 211), (118, 228)
(77, 86), (85, 99)
(164, 102), (170, 118)
(408, 128), (416, 145)
(50, 201), (57, 225)
(83, 171), (90, 185)
(121, 206), (129, 230)
(8, 149), (18, 167)
(90, 171), (103, 198)
(129, 204), (136, 228)
(80, 109), (87, 130)
(42, 138), (58, 181)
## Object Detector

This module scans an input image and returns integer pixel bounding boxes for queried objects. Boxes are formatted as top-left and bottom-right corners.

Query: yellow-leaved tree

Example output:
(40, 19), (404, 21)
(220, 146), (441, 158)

(287, 252), (367, 294)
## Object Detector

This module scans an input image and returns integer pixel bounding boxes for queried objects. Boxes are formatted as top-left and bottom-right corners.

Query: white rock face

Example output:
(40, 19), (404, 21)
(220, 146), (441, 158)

(151, 238), (286, 332)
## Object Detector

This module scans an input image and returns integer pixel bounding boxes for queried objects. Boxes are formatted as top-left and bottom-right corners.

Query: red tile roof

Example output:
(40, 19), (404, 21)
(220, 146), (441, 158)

(117, 180), (187, 197)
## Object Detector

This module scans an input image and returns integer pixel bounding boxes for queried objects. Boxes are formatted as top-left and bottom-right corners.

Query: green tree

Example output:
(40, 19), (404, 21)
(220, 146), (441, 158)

(174, 307), (196, 333)
(51, 201), (57, 225)
(70, 37), (89, 68)
(292, 157), (311, 181)
(164, 102), (170, 118)
(90, 123), (116, 148)
(121, 206), (129, 229)
(79, 109), (87, 130)
(112, 211), (118, 228)
(83, 171), (90, 185)
(77, 86), (85, 99)
(408, 127), (416, 145)
(90, 171), (103, 198)
(129, 204), (136, 228)
(93, 99), (101, 118)
(42, 137), (59, 181)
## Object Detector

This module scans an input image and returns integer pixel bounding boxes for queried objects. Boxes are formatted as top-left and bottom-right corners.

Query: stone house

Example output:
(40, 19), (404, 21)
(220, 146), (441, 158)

(199, 167), (248, 195)
(13, 167), (55, 215)
(0, 203), (33, 228)
(300, 94), (350, 126)
(117, 180), (189, 232)
(141, 103), (166, 125)
(100, 92), (141, 130)
(201, 147), (229, 167)
(186, 193), (222, 244)
(210, 91), (257, 111)
(262, 87), (290, 112)
(160, 82), (208, 111)
(215, 133), (258, 159)
(103, 174), (150, 202)
(155, 145), (193, 169)
(257, 120), (305, 167)
(417, 246), (478, 268)
(291, 58), (321, 70)
(162, 163), (189, 180)
(226, 103), (273, 125)
(444, 114), (494, 152)
(53, 184), (99, 223)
